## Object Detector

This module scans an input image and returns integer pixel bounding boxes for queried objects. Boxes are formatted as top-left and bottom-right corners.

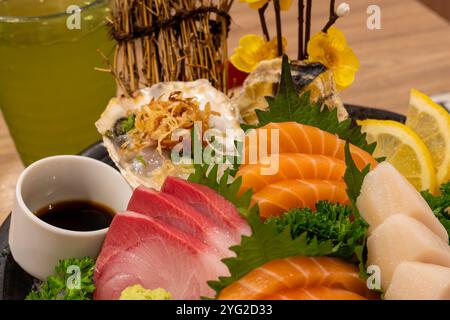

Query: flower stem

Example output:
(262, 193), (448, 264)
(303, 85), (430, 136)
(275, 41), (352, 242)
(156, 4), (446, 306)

(322, 0), (338, 32)
(258, 3), (270, 41)
(273, 0), (283, 56)
(298, 0), (304, 60)
(304, 0), (312, 59)
(330, 0), (335, 17)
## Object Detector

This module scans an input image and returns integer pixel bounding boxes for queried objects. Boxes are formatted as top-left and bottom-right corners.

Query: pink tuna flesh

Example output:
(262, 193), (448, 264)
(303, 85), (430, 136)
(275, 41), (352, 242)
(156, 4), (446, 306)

(162, 176), (251, 240)
(127, 185), (235, 256)
(94, 212), (228, 300)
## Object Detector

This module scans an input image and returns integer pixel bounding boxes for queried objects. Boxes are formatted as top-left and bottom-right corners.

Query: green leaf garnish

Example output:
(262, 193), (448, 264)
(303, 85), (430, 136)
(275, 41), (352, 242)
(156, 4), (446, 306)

(26, 257), (95, 300)
(421, 182), (450, 243)
(344, 142), (371, 218)
(343, 141), (370, 277)
(188, 164), (256, 217)
(249, 55), (376, 155)
(268, 201), (368, 262)
(119, 114), (135, 135)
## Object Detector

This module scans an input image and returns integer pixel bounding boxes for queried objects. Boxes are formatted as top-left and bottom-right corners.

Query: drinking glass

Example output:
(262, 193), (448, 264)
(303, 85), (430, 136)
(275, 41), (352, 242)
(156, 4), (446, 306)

(0, 0), (116, 165)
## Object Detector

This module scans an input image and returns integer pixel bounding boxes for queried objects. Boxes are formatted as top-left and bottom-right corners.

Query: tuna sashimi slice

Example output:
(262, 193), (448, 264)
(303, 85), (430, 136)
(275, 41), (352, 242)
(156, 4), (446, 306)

(161, 176), (251, 240)
(264, 287), (367, 300)
(252, 179), (349, 219)
(236, 153), (346, 196)
(94, 212), (228, 300)
(127, 185), (235, 256)
(218, 256), (368, 300)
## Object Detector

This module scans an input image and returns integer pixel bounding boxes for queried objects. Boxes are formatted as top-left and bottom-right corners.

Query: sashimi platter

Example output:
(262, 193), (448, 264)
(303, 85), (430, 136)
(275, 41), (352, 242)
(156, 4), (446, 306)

(2, 0), (450, 301)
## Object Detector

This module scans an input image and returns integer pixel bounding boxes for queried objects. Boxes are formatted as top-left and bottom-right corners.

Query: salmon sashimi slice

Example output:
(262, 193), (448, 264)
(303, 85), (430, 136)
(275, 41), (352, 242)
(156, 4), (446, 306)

(252, 179), (349, 219)
(263, 287), (367, 300)
(243, 122), (377, 171)
(236, 153), (346, 195)
(218, 256), (368, 300)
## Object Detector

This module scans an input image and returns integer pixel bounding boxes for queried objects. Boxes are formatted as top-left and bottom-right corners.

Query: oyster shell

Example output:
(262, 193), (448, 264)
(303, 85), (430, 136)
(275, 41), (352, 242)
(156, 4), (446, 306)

(96, 79), (241, 190)
(234, 58), (348, 125)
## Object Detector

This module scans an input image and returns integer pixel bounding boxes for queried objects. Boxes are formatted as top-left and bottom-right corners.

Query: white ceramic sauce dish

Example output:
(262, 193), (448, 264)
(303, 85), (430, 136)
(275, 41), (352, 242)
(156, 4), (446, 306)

(9, 155), (132, 281)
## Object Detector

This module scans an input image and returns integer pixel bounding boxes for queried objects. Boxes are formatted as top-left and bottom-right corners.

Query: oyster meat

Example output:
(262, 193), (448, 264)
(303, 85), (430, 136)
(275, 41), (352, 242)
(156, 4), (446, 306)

(96, 79), (241, 190)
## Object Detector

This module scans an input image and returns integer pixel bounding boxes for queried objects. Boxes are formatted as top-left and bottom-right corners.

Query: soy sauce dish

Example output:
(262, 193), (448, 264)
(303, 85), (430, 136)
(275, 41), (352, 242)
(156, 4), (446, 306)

(9, 155), (132, 281)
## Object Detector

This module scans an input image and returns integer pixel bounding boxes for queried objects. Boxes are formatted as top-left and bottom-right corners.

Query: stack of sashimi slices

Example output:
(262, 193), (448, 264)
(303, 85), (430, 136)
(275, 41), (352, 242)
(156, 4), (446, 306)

(237, 122), (378, 219)
(93, 177), (251, 300)
(357, 162), (450, 300)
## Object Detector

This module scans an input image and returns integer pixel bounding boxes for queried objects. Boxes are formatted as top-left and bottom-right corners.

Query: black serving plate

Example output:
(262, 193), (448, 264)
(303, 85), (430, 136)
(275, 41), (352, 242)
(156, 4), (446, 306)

(0, 105), (405, 300)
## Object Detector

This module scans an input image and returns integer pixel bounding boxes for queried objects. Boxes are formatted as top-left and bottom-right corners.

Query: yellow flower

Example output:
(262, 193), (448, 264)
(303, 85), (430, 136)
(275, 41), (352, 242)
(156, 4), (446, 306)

(240, 0), (293, 11)
(231, 34), (287, 73)
(307, 27), (359, 90)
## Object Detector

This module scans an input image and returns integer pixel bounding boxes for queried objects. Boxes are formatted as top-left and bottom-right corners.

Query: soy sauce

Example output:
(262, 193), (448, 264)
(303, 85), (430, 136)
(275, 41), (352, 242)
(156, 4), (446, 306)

(35, 200), (115, 232)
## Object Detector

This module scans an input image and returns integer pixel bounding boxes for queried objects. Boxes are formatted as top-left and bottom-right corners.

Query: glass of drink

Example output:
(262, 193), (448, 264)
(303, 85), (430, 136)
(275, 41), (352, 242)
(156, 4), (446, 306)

(0, 0), (116, 165)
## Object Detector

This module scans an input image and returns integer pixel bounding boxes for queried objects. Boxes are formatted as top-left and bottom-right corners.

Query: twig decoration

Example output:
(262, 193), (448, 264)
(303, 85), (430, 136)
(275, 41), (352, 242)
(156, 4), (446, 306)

(273, 0), (283, 56)
(109, 0), (232, 96)
(298, 0), (304, 60)
(304, 0), (312, 58)
(258, 3), (270, 41)
(322, 0), (338, 32)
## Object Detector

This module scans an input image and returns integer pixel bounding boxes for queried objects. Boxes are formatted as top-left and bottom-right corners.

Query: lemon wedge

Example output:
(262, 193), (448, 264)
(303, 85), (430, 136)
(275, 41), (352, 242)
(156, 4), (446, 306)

(406, 89), (450, 186)
(358, 119), (436, 192)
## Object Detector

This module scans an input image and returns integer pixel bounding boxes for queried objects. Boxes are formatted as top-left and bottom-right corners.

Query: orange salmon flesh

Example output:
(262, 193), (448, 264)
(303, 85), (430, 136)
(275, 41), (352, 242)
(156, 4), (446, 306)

(237, 153), (346, 196)
(243, 122), (377, 171)
(218, 256), (370, 300)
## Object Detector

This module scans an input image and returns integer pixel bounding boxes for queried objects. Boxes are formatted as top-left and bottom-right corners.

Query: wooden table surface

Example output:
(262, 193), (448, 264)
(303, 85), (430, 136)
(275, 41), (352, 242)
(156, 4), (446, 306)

(1, 0), (450, 224)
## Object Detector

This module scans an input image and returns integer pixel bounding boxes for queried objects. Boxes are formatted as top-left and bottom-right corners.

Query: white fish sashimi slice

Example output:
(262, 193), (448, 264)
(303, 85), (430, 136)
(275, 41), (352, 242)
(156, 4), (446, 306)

(357, 162), (448, 242)
(367, 214), (450, 291)
(385, 262), (450, 300)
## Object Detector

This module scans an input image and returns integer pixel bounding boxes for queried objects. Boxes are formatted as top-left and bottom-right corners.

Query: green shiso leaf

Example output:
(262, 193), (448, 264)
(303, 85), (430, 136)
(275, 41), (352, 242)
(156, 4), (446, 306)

(188, 164), (257, 218)
(343, 142), (371, 277)
(207, 211), (336, 296)
(248, 55), (376, 155)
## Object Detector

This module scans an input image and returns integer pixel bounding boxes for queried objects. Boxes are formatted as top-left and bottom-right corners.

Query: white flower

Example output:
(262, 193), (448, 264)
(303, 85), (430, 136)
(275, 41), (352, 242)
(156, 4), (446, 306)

(336, 2), (350, 17)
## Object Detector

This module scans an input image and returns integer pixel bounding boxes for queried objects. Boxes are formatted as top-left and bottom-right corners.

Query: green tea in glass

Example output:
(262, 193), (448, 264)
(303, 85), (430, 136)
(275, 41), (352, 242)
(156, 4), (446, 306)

(0, 0), (115, 165)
